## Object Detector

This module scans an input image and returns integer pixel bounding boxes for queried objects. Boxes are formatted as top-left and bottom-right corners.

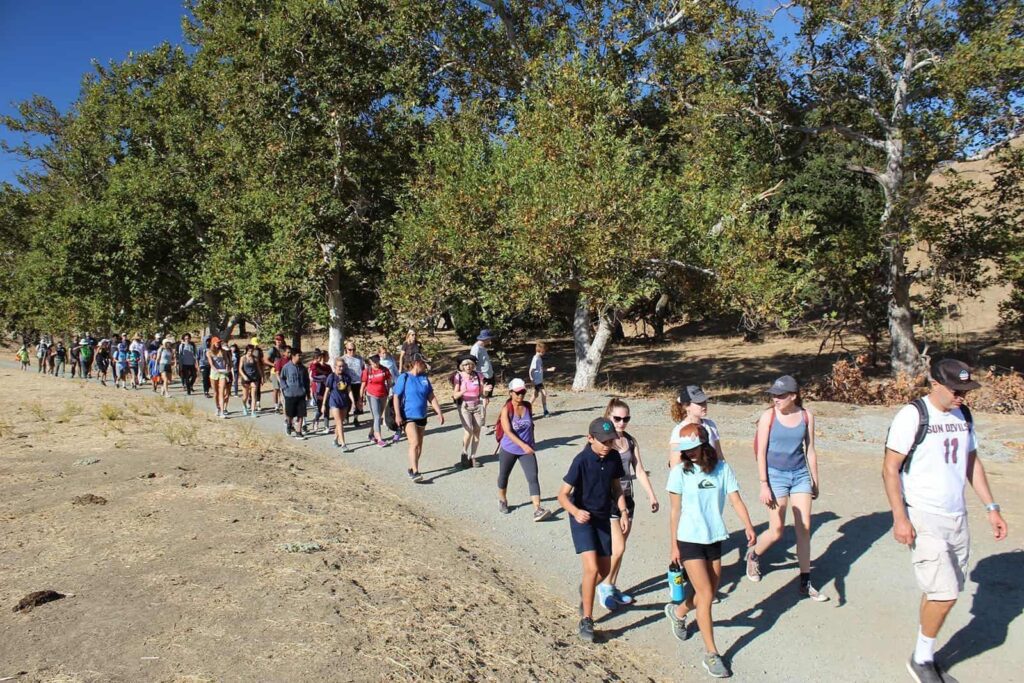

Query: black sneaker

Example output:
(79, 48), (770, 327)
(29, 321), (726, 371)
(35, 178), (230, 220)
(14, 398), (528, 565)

(906, 657), (944, 683)
(577, 617), (595, 643)
(459, 452), (470, 469)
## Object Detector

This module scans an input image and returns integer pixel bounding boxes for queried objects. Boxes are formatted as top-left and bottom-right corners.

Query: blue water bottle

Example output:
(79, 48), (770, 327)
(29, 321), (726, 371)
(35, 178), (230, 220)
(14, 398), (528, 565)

(667, 562), (685, 603)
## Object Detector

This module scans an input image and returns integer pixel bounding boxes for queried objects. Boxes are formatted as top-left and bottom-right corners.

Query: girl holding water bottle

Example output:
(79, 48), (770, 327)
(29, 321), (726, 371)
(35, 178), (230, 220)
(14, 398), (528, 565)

(663, 423), (755, 679)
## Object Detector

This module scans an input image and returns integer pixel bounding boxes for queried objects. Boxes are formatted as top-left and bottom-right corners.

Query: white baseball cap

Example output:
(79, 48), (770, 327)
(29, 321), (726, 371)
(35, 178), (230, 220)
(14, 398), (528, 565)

(509, 378), (527, 392)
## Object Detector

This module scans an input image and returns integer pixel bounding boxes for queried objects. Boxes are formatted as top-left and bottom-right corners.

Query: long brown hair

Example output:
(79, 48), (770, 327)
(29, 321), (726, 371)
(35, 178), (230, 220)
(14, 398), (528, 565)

(678, 423), (718, 474)
(604, 397), (629, 418)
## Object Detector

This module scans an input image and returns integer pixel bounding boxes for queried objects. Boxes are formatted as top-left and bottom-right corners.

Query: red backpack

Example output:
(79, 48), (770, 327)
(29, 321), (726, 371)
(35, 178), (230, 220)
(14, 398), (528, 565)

(752, 408), (808, 460)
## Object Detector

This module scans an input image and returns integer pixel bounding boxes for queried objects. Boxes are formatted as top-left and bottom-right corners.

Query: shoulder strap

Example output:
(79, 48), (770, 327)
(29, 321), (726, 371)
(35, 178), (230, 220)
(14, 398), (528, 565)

(960, 404), (973, 426)
(901, 398), (930, 474)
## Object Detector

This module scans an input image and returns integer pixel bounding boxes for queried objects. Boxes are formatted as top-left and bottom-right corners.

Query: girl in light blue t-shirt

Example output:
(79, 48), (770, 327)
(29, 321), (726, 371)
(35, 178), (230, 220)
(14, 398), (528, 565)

(665, 423), (755, 679)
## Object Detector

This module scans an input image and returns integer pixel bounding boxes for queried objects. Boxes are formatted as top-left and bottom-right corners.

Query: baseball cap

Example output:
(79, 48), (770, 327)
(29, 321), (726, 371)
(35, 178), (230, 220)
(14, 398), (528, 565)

(931, 359), (981, 391)
(509, 378), (526, 392)
(674, 423), (707, 451)
(677, 385), (708, 404)
(768, 375), (799, 396)
(476, 329), (494, 341)
(251, 337), (260, 346)
(210, 336), (221, 346)
(588, 417), (618, 443)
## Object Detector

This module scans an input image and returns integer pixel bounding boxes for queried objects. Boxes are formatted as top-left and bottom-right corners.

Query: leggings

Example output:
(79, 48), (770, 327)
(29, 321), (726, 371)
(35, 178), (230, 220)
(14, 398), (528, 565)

(368, 395), (385, 435)
(497, 448), (541, 497)
(179, 364), (197, 393)
(200, 365), (211, 394)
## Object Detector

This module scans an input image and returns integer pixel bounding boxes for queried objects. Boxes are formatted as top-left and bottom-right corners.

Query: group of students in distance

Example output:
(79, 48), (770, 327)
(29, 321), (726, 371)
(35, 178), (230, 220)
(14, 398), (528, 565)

(565, 358), (1008, 682)
(15, 328), (1011, 681)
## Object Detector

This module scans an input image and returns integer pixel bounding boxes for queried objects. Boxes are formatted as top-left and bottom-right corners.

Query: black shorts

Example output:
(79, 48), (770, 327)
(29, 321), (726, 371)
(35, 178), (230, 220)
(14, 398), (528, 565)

(404, 417), (427, 427)
(611, 494), (635, 519)
(677, 540), (723, 562)
(483, 377), (495, 398)
(570, 516), (612, 556)
(284, 396), (307, 419)
(533, 383), (544, 391)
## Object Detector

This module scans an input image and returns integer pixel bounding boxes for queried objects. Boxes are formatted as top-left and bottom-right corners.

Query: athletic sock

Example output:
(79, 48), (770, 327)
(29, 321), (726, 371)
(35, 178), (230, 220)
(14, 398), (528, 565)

(914, 628), (936, 664)
(800, 572), (811, 587)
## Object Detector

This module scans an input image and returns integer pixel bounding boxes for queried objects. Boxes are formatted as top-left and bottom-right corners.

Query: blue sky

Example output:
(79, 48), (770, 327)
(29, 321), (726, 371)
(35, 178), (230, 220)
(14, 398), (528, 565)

(0, 1), (191, 185)
(0, 1), (796, 187)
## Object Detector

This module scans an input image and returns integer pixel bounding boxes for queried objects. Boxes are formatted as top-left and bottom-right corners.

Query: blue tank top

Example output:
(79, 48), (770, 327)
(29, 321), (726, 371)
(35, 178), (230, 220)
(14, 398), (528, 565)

(766, 411), (807, 471)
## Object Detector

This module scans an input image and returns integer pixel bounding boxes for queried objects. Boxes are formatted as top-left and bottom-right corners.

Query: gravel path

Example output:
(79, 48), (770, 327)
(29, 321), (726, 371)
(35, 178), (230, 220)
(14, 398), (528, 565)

(17, 368), (1024, 682)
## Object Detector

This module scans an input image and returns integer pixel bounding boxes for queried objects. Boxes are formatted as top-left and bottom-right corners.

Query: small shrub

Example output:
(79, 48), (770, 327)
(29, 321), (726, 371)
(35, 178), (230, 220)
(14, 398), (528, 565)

(55, 402), (83, 423)
(161, 422), (197, 446)
(237, 422), (266, 451)
(807, 355), (926, 406)
(27, 401), (47, 422)
(98, 404), (124, 421)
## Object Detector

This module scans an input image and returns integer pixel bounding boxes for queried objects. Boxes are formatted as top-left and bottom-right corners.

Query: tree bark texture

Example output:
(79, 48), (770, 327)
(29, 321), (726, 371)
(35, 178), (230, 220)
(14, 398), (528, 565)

(571, 295), (615, 391)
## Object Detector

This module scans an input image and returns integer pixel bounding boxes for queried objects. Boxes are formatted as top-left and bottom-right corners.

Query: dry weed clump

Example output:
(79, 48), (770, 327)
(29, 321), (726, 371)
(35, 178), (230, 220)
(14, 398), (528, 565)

(972, 370), (1024, 414)
(27, 401), (47, 422)
(55, 401), (83, 423)
(98, 404), (124, 421)
(808, 355), (926, 406)
(0, 418), (12, 438)
(161, 422), (198, 446)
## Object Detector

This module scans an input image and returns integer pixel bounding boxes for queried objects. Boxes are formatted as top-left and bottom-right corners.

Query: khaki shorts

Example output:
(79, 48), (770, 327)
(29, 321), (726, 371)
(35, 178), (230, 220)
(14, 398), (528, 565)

(908, 507), (970, 601)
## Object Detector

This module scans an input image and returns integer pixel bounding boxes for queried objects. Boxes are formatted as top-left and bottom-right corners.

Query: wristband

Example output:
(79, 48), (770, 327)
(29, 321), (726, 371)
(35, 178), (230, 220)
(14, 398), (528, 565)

(986, 503), (1001, 513)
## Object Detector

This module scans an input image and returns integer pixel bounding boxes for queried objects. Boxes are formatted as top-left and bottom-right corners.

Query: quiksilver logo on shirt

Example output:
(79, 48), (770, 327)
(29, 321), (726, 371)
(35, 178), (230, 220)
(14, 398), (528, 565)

(698, 480), (715, 489)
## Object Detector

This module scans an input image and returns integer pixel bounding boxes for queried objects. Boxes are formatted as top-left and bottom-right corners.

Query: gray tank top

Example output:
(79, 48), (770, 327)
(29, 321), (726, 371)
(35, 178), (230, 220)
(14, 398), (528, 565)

(618, 434), (636, 495)
(766, 411), (807, 471)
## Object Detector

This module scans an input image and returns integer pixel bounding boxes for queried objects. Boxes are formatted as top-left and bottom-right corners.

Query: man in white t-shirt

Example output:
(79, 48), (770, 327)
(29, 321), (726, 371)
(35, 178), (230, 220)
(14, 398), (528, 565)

(883, 359), (1008, 683)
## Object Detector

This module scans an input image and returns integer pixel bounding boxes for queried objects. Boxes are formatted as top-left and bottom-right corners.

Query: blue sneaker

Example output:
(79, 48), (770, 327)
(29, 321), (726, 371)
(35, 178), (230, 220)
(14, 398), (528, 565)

(611, 587), (634, 605)
(597, 583), (618, 611)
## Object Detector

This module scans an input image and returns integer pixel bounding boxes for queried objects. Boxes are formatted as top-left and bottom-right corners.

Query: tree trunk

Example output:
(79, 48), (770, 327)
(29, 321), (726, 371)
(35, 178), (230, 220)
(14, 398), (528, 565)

(888, 240), (920, 376)
(326, 267), (345, 363)
(571, 296), (615, 391)
(203, 291), (222, 337)
(653, 292), (670, 340)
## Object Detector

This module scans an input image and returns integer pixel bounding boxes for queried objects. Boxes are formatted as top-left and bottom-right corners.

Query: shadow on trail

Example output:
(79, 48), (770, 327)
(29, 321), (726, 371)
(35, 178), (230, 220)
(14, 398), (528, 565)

(937, 550), (1024, 671)
(536, 435), (582, 450)
(721, 511), (886, 660)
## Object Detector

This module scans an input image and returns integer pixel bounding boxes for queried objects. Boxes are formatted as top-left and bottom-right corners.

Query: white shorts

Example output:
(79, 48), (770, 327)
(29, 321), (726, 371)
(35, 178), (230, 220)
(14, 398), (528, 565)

(908, 507), (970, 601)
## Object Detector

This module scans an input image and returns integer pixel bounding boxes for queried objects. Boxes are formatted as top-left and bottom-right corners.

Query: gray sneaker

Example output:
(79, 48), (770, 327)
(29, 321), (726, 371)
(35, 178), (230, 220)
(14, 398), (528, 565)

(533, 507), (551, 522)
(745, 548), (762, 582)
(498, 500), (510, 515)
(664, 603), (688, 641)
(702, 652), (731, 678)
(906, 657), (944, 683)
(578, 617), (595, 642)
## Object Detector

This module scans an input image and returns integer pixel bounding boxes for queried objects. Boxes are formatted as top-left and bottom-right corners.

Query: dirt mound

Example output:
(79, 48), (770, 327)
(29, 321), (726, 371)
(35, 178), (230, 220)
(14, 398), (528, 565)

(0, 370), (661, 681)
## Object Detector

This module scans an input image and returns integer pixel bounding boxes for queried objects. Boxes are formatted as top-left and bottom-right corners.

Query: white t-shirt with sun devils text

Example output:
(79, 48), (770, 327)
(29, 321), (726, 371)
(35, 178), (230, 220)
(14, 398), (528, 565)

(885, 398), (978, 517)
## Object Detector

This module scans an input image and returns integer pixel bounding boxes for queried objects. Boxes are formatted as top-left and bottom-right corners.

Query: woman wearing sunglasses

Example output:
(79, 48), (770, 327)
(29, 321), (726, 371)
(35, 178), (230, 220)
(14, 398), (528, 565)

(497, 378), (551, 521)
(669, 385), (726, 468)
(598, 398), (660, 610)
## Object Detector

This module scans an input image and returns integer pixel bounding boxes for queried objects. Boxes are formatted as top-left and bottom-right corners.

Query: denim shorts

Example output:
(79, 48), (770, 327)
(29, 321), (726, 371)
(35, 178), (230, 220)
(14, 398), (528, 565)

(767, 464), (813, 499)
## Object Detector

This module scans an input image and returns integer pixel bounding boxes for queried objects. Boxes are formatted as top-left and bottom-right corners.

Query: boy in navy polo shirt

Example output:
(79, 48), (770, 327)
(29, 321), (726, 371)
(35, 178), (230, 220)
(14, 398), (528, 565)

(557, 417), (629, 642)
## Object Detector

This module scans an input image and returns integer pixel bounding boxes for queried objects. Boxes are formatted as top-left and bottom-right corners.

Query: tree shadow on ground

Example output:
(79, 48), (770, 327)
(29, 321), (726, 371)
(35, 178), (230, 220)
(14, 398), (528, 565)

(936, 550), (1024, 671)
(721, 511), (886, 660)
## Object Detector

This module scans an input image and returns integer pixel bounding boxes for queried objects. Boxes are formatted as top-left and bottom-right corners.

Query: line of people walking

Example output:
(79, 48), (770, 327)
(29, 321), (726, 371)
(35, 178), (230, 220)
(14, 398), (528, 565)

(13, 330), (1010, 681)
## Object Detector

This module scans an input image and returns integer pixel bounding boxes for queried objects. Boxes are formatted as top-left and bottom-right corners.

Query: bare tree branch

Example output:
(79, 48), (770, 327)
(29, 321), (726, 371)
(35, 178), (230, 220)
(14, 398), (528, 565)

(617, 1), (696, 56)
(648, 258), (717, 278)
(476, 0), (527, 61)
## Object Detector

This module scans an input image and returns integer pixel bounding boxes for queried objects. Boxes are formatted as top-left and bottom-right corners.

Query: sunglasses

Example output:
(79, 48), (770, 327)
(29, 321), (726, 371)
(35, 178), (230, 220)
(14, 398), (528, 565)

(611, 415), (631, 423)
(512, 389), (527, 396)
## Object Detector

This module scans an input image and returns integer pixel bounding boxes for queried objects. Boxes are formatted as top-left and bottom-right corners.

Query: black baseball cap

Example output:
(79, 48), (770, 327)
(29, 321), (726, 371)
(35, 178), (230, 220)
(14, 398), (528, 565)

(677, 385), (708, 404)
(768, 375), (799, 396)
(931, 359), (981, 391)
(588, 417), (618, 443)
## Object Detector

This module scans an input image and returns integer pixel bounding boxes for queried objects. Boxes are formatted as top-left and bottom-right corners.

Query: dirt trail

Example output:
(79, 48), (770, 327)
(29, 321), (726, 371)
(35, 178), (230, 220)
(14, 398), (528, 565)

(0, 369), (665, 682)
(1, 368), (1022, 682)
